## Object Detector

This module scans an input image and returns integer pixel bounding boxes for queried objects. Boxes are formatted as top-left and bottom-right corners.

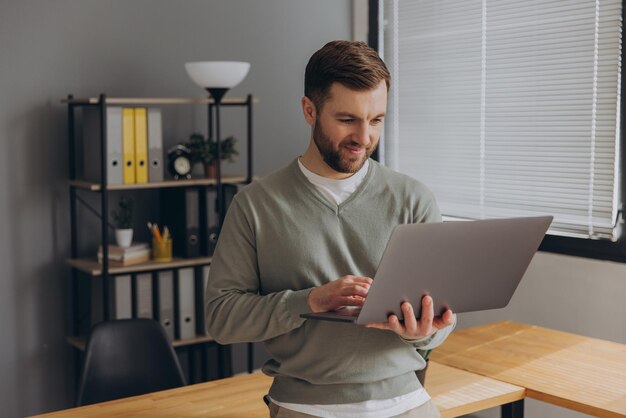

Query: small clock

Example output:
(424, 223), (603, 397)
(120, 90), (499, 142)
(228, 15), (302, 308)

(167, 145), (193, 180)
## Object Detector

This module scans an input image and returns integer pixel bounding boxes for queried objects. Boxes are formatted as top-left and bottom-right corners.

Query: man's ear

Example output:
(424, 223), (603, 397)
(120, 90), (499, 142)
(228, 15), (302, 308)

(301, 96), (317, 126)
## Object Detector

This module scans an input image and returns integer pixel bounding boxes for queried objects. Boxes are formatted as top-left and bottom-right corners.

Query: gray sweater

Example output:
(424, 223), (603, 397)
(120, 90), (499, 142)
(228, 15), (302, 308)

(205, 158), (454, 404)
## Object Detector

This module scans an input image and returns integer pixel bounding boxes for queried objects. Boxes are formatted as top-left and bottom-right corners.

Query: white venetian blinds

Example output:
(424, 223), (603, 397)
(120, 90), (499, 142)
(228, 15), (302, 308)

(381, 0), (622, 239)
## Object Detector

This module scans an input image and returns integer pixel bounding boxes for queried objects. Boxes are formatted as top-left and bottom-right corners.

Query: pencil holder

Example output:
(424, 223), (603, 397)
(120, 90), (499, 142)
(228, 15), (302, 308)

(152, 237), (172, 262)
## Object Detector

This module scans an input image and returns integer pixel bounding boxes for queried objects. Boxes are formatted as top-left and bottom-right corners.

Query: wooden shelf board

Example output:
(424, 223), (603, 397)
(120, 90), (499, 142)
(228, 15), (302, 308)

(61, 97), (259, 105)
(67, 334), (215, 352)
(69, 176), (250, 191)
(66, 256), (212, 276)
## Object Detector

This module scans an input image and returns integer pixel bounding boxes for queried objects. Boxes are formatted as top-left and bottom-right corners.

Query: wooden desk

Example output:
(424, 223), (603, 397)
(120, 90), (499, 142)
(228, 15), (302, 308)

(431, 321), (626, 418)
(29, 362), (524, 418)
(427, 362), (524, 418)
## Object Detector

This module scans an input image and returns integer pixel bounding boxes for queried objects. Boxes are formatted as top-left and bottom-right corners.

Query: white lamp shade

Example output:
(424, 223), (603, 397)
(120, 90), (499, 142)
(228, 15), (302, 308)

(184, 61), (250, 89)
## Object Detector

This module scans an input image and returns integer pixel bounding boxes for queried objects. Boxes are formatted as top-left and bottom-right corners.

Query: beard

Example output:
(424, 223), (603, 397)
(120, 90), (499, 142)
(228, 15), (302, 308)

(313, 119), (377, 174)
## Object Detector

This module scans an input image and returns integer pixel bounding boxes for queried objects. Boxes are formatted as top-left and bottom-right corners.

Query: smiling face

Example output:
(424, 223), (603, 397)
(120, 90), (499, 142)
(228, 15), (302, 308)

(301, 81), (387, 179)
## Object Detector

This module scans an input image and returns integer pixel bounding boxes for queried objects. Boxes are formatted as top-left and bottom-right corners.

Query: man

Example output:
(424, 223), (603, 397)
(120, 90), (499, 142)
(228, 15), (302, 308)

(205, 40), (456, 418)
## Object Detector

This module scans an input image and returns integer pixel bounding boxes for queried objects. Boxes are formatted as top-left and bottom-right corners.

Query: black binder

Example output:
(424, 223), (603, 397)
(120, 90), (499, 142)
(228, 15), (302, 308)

(161, 188), (200, 258)
(202, 184), (239, 256)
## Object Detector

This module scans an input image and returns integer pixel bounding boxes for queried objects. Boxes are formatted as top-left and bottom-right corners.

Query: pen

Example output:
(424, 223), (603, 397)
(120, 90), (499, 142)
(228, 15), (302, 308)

(153, 224), (163, 242)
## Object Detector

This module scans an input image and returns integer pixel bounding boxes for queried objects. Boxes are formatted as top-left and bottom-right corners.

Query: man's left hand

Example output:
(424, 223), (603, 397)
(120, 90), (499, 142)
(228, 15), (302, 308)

(365, 295), (454, 340)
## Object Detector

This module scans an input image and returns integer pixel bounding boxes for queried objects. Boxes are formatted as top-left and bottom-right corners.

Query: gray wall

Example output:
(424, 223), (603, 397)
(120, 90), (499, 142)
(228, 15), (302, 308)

(0, 1), (351, 416)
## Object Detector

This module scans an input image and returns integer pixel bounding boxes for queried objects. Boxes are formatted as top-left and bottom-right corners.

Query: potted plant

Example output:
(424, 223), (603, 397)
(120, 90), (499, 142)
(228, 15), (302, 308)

(112, 196), (134, 248)
(185, 132), (239, 178)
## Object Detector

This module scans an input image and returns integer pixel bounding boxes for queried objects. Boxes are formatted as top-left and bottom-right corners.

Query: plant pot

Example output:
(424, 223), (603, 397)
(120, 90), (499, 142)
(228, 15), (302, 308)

(204, 162), (218, 179)
(415, 359), (429, 386)
(115, 228), (133, 248)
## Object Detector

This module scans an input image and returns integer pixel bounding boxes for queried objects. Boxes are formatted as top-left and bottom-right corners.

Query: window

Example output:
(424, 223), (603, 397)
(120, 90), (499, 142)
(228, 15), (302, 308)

(373, 0), (625, 260)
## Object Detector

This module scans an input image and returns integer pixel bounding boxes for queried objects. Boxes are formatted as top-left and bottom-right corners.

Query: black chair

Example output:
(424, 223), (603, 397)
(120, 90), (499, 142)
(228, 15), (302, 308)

(77, 318), (186, 406)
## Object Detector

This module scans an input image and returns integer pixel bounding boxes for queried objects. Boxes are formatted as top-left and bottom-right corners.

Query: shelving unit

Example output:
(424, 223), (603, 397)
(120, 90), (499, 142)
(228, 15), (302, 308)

(64, 93), (255, 388)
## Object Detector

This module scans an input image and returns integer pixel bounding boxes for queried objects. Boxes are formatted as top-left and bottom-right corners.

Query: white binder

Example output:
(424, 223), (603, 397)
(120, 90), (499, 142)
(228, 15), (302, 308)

(83, 107), (123, 184)
(134, 272), (153, 319)
(113, 274), (132, 319)
(147, 108), (164, 182)
(156, 270), (175, 341)
(176, 267), (196, 340)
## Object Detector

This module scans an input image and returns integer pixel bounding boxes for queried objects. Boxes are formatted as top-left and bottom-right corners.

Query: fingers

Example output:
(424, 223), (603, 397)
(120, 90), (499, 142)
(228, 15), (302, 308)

(339, 295), (366, 306)
(401, 302), (417, 334)
(309, 276), (373, 312)
(365, 315), (405, 333)
(365, 297), (454, 339)
(433, 309), (455, 329)
(387, 314), (405, 334)
(420, 295), (435, 334)
(339, 283), (370, 298)
(342, 275), (373, 285)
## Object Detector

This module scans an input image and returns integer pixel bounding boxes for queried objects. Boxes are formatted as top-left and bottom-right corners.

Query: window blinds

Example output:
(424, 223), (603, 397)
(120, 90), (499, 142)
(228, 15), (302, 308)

(381, 0), (622, 239)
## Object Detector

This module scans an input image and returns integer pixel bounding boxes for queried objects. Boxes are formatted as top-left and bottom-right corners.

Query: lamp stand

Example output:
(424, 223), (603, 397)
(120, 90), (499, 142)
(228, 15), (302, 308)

(206, 87), (229, 231)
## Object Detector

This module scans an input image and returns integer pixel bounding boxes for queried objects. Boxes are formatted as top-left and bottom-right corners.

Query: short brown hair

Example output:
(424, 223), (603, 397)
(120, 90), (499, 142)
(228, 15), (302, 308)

(304, 40), (391, 111)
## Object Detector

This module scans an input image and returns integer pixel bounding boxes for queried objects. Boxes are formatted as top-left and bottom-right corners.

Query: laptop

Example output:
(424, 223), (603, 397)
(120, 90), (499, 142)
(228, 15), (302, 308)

(301, 216), (552, 325)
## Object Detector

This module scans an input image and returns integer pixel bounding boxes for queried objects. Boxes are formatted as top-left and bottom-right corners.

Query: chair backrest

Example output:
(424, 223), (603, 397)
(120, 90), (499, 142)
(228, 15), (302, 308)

(77, 318), (186, 406)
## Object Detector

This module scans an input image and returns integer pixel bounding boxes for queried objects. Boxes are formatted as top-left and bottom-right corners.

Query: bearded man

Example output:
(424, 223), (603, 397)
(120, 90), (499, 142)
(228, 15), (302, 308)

(205, 40), (455, 418)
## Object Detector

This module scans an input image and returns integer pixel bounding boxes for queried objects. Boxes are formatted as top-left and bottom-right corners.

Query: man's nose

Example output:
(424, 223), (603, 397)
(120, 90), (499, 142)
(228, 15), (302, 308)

(353, 123), (371, 146)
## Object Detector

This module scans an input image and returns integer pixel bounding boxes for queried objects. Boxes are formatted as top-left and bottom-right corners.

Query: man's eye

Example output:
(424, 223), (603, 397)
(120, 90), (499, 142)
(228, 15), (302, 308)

(372, 118), (383, 125)
(339, 119), (354, 124)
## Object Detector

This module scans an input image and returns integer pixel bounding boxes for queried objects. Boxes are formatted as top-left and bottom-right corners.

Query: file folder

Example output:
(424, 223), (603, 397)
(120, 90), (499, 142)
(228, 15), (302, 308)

(196, 265), (211, 336)
(134, 108), (148, 184)
(82, 107), (123, 184)
(122, 108), (136, 184)
(202, 185), (239, 256)
(134, 272), (153, 319)
(175, 267), (196, 340)
(113, 274), (132, 319)
(147, 108), (164, 182)
(161, 188), (200, 258)
(155, 270), (175, 341)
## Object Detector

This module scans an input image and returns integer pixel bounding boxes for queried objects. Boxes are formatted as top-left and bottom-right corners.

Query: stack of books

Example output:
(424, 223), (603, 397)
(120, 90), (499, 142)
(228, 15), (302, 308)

(97, 242), (150, 266)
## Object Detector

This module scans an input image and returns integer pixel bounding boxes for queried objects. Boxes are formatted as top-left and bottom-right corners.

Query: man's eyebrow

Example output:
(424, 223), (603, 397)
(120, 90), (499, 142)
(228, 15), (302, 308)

(334, 112), (386, 119)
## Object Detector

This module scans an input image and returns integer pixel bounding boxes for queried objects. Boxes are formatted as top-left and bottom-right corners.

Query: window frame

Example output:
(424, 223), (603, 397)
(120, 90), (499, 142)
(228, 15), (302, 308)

(368, 0), (626, 263)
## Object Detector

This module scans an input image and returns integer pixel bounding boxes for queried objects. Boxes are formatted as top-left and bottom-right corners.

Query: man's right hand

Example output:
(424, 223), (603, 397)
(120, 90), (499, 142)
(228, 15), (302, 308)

(308, 275), (373, 313)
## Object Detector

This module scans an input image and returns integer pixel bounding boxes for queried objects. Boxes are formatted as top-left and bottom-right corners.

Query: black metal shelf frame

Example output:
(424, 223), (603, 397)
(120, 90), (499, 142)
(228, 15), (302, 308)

(66, 93), (255, 388)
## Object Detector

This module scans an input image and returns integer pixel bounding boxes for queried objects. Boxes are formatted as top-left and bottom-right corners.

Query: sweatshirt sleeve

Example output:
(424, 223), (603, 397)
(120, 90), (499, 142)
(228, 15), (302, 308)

(204, 198), (312, 344)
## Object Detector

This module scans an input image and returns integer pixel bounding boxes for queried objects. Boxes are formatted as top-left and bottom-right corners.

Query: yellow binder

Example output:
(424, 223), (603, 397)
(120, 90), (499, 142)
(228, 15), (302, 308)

(134, 108), (148, 184)
(122, 108), (135, 184)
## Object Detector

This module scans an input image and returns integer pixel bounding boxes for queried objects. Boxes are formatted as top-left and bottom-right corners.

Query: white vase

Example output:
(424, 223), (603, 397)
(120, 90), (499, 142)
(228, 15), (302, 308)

(115, 228), (133, 248)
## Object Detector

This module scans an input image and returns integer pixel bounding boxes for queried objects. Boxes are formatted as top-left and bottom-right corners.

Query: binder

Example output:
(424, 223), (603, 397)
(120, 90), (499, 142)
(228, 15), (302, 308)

(175, 267), (196, 340)
(83, 106), (123, 184)
(161, 188), (200, 258)
(203, 185), (239, 256)
(155, 270), (175, 341)
(196, 265), (211, 336)
(84, 273), (104, 333)
(113, 274), (132, 319)
(134, 108), (148, 184)
(147, 108), (164, 182)
(122, 108), (136, 184)
(134, 272), (153, 319)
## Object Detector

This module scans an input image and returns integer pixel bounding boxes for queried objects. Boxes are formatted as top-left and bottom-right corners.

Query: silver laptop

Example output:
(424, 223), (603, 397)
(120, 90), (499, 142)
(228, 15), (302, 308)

(301, 216), (552, 325)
